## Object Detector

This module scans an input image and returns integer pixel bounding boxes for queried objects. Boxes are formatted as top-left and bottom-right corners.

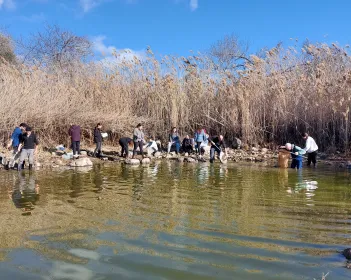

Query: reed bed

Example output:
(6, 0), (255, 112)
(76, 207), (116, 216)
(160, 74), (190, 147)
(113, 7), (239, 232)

(0, 42), (350, 151)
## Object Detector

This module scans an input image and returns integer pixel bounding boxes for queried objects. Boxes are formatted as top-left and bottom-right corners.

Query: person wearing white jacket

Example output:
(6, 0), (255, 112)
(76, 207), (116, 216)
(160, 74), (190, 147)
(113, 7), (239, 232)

(303, 133), (318, 167)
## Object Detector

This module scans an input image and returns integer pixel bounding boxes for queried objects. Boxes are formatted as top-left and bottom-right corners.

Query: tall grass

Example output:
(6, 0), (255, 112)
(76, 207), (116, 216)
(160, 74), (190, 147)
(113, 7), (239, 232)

(1, 42), (351, 151)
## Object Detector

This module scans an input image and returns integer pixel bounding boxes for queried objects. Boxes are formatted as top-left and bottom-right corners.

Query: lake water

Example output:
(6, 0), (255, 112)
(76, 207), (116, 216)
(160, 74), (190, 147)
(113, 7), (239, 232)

(0, 162), (350, 279)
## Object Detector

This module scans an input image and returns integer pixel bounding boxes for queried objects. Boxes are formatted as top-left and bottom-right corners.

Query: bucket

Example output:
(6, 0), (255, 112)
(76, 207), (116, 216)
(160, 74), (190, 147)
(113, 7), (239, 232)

(278, 149), (290, 168)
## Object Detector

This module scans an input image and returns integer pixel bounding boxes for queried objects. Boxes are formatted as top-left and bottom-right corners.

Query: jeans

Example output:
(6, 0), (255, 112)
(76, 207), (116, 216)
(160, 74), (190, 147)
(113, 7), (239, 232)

(94, 142), (102, 157)
(291, 159), (303, 169)
(167, 142), (180, 153)
(210, 146), (221, 163)
(307, 151), (317, 166)
(133, 141), (144, 157)
(72, 141), (80, 156)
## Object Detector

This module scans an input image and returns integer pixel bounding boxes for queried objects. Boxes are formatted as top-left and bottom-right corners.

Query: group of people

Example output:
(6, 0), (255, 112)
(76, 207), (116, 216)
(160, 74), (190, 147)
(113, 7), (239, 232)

(5, 121), (318, 171)
(280, 132), (319, 169)
(7, 123), (39, 171)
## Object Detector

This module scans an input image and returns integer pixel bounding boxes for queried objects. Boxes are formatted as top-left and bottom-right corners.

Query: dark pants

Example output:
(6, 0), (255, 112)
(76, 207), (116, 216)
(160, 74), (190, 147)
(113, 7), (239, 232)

(119, 140), (129, 158)
(196, 142), (202, 154)
(307, 151), (317, 167)
(94, 142), (102, 157)
(291, 158), (303, 169)
(183, 145), (193, 154)
(72, 141), (80, 156)
(210, 146), (221, 163)
(133, 141), (143, 157)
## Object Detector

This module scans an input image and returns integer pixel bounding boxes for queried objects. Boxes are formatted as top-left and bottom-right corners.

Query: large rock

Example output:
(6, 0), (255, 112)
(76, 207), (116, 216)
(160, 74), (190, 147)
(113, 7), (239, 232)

(70, 158), (93, 167)
(125, 159), (140, 165)
(141, 158), (151, 164)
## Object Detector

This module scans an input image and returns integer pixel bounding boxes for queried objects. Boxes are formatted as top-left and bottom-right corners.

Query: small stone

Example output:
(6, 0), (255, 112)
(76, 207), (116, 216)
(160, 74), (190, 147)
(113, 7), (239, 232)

(177, 157), (184, 162)
(70, 158), (93, 167)
(125, 159), (140, 165)
(261, 148), (268, 154)
(185, 157), (196, 163)
(141, 158), (151, 164)
(80, 151), (88, 156)
(184, 153), (189, 157)
(35, 162), (41, 167)
(97, 196), (102, 200)
(154, 152), (162, 158)
(251, 147), (259, 152)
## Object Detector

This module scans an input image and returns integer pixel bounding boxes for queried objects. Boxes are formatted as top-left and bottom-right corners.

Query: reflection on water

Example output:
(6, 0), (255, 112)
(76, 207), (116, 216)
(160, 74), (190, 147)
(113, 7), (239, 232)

(11, 172), (39, 215)
(0, 163), (350, 279)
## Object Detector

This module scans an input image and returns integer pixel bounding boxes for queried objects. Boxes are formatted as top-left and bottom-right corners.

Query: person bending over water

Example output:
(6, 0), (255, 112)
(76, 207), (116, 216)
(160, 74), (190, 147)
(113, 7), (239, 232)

(119, 137), (133, 158)
(281, 143), (306, 169)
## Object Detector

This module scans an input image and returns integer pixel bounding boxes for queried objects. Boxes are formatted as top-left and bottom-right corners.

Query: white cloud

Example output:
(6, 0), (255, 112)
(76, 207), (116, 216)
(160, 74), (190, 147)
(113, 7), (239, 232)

(0, 0), (16, 10)
(189, 0), (198, 11)
(92, 36), (145, 67)
(80, 0), (102, 13)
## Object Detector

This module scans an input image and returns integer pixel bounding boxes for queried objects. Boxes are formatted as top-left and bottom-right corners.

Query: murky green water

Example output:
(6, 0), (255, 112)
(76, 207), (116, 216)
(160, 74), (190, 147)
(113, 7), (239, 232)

(0, 162), (351, 279)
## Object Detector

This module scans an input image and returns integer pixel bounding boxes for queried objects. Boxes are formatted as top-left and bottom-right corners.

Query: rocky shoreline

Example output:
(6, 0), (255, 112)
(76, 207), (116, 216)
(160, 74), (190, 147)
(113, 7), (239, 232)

(0, 145), (350, 170)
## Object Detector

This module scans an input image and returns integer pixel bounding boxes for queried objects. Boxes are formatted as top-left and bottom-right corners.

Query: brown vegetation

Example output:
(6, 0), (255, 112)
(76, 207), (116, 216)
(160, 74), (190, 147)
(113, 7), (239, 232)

(1, 30), (351, 151)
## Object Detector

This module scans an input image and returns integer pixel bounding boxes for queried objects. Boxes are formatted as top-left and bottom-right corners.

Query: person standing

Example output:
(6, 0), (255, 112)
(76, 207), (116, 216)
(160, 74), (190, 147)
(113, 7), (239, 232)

(132, 124), (145, 158)
(17, 127), (39, 171)
(69, 124), (81, 158)
(93, 123), (103, 157)
(194, 127), (206, 155)
(303, 133), (318, 167)
(119, 137), (133, 158)
(7, 123), (27, 168)
(167, 127), (180, 154)
(209, 135), (227, 163)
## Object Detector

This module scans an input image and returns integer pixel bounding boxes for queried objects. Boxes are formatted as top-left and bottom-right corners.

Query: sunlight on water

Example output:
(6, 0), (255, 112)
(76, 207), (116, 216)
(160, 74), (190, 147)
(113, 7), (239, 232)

(0, 162), (350, 279)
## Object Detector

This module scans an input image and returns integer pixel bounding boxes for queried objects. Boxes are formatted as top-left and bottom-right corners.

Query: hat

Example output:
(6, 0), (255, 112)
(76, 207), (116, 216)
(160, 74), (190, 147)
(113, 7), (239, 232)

(26, 126), (32, 132)
(285, 143), (292, 150)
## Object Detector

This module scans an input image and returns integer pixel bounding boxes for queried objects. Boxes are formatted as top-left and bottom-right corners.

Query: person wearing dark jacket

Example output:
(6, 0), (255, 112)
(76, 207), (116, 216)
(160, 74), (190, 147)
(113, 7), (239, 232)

(209, 135), (227, 163)
(182, 135), (193, 154)
(69, 124), (81, 158)
(18, 127), (39, 171)
(119, 137), (133, 158)
(93, 123), (103, 157)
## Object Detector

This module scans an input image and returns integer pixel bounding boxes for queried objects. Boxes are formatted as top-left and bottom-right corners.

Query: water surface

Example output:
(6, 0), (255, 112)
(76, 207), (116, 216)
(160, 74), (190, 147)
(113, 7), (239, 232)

(0, 162), (350, 279)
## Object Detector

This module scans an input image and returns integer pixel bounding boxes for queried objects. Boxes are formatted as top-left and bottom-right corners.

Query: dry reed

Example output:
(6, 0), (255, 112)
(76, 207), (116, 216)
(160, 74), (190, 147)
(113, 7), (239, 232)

(0, 42), (350, 151)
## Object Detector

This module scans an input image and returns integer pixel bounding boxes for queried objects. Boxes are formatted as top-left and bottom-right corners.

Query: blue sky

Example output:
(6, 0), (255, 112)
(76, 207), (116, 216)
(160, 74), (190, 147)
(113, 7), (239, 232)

(1, 0), (351, 58)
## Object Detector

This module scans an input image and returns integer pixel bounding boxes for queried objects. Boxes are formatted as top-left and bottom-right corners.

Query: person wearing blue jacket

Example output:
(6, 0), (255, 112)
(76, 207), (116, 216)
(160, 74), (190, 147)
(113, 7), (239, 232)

(7, 123), (27, 168)
(194, 128), (207, 155)
(282, 143), (306, 169)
